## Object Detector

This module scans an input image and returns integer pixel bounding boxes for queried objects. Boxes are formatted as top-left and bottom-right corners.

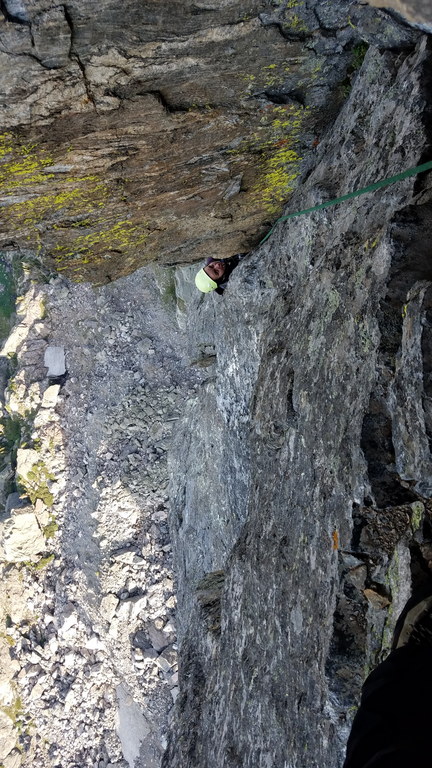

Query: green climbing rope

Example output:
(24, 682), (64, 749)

(259, 159), (432, 244)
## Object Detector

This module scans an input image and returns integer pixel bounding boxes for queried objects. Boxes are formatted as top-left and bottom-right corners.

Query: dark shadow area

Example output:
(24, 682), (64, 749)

(361, 202), (432, 508)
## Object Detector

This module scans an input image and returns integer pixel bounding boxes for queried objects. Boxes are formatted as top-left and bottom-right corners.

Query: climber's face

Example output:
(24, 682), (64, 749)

(204, 260), (225, 281)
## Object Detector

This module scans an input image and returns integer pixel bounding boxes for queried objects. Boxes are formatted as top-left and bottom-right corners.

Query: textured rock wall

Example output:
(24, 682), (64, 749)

(367, 0), (432, 30)
(165, 37), (432, 768)
(0, 0), (419, 282)
(1, 3), (431, 768)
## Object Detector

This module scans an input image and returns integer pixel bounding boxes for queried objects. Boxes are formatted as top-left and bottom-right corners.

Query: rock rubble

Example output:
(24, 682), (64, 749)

(0, 264), (200, 768)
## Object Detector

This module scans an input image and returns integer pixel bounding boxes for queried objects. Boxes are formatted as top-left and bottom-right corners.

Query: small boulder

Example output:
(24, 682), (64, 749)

(0, 506), (45, 563)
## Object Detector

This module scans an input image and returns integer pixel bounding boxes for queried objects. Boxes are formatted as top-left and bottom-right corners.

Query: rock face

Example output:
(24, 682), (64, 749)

(1, 3), (432, 768)
(367, 0), (432, 30)
(0, 0), (420, 282)
(165, 38), (432, 768)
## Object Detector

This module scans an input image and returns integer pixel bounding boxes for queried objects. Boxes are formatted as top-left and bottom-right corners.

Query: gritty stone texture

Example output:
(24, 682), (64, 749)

(0, 506), (45, 562)
(367, 0), (432, 30)
(43, 346), (65, 377)
(115, 684), (151, 768)
(0, 4), (431, 768)
(0, 266), (201, 767)
(0, 0), (421, 282)
(164, 38), (432, 768)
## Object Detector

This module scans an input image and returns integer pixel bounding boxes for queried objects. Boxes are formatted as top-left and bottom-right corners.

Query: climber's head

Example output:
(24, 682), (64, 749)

(204, 260), (225, 281)
(195, 259), (226, 293)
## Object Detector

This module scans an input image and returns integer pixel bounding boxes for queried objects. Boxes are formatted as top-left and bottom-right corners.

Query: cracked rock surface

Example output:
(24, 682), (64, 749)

(0, 3), (432, 768)
(0, 0), (421, 282)
(366, 0), (432, 31)
(165, 37), (432, 768)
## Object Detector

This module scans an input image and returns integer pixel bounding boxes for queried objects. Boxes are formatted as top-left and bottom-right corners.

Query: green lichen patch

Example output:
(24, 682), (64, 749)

(242, 104), (310, 213)
(52, 218), (149, 269)
(24, 553), (55, 571)
(0, 133), (54, 193)
(1, 695), (23, 724)
(0, 630), (15, 647)
(0, 133), (152, 281)
(35, 553), (55, 570)
(280, 0), (310, 38)
(410, 501), (424, 533)
(3, 176), (110, 234)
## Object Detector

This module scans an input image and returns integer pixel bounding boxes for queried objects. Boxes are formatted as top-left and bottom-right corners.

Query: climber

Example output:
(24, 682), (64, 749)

(194, 254), (245, 295)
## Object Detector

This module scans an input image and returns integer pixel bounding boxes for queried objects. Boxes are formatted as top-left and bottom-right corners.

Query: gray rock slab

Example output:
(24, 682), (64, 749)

(44, 346), (66, 377)
(115, 684), (151, 768)
(174, 264), (202, 331)
(165, 38), (432, 768)
(147, 622), (168, 652)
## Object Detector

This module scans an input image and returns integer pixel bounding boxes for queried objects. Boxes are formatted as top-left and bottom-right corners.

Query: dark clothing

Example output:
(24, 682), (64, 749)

(343, 645), (432, 768)
(205, 254), (245, 295)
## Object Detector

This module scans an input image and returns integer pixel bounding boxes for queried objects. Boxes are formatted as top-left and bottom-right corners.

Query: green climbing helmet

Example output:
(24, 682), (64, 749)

(195, 268), (217, 293)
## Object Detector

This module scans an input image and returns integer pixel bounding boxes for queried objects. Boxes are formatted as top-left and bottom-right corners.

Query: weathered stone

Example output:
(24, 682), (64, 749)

(100, 593), (119, 622)
(4, 493), (27, 516)
(43, 346), (66, 377)
(58, 604), (79, 640)
(85, 635), (106, 651)
(0, 465), (12, 511)
(0, 1), (418, 284)
(131, 631), (152, 652)
(0, 710), (16, 762)
(34, 498), (50, 528)
(157, 647), (176, 672)
(0, 506), (45, 563)
(165, 37), (432, 768)
(1, 6), (431, 768)
(147, 622), (169, 652)
(115, 684), (151, 768)
(3, 749), (22, 768)
(0, 680), (14, 708)
(15, 448), (40, 485)
(363, 588), (391, 610)
(41, 384), (60, 408)
(367, 0), (432, 29)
